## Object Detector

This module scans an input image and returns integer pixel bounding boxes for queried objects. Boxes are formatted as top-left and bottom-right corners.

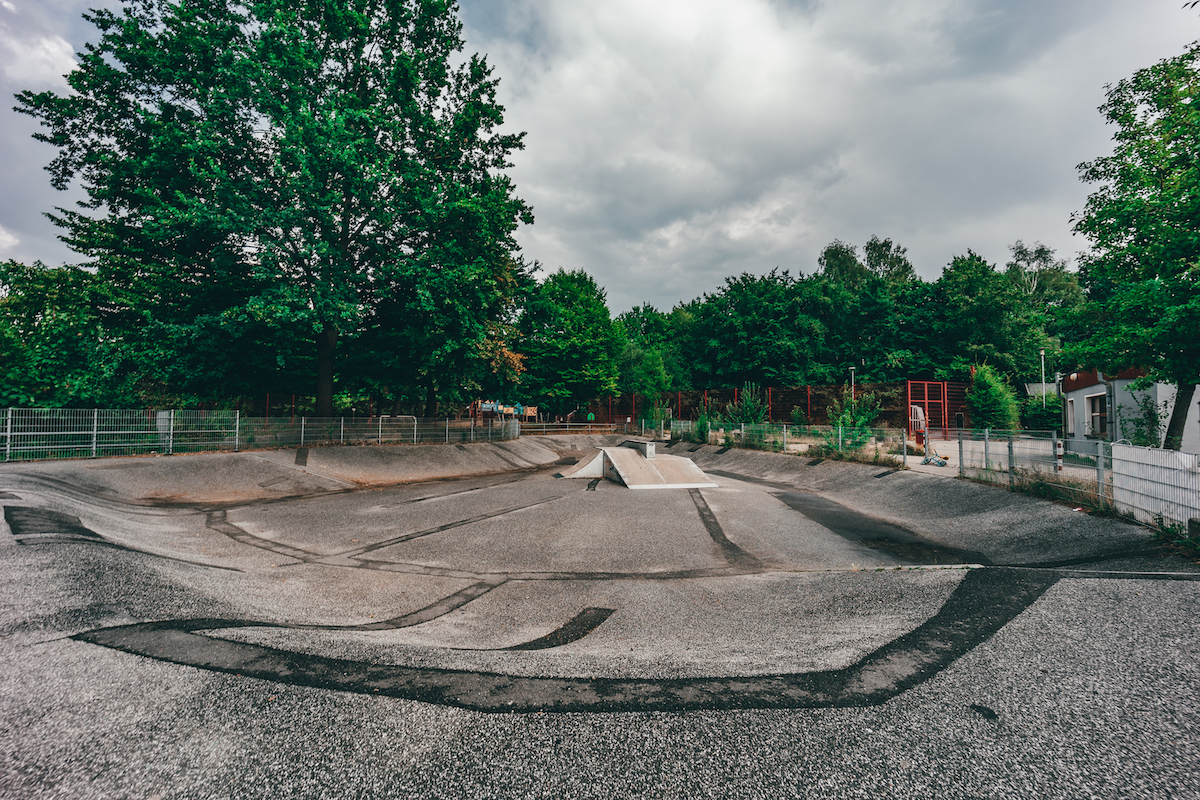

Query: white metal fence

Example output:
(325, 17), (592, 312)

(670, 419), (1200, 528)
(0, 408), (519, 462)
(1110, 443), (1200, 528)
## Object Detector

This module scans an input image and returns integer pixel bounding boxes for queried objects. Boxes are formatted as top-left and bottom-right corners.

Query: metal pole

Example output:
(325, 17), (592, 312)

(902, 430), (906, 467)
(783, 424), (787, 453)
(958, 428), (965, 477)
(91, 408), (98, 458)
(1097, 441), (1106, 502)
(838, 425), (843, 452)
(1040, 348), (1047, 407)
(340, 417), (344, 444)
(446, 417), (449, 443)
(235, 410), (240, 452)
(984, 428), (990, 471)
(301, 416), (305, 446)
(1053, 432), (1063, 472)
(1008, 432), (1015, 489)
(169, 410), (175, 455)
(378, 416), (383, 444)
(6, 408), (12, 462)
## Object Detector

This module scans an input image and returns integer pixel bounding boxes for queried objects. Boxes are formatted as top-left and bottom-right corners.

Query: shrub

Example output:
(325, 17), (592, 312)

(967, 364), (1020, 430)
(721, 382), (769, 424)
(1125, 392), (1168, 448)
(821, 386), (885, 452)
(1021, 392), (1062, 431)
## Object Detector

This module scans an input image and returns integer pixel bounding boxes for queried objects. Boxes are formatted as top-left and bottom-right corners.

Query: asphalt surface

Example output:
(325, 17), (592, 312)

(2, 437), (1198, 798)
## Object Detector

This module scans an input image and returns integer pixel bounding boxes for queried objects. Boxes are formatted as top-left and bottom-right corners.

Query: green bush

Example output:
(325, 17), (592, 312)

(1021, 392), (1062, 431)
(1125, 392), (1168, 448)
(720, 382), (769, 424)
(967, 364), (1020, 430)
(821, 386), (885, 452)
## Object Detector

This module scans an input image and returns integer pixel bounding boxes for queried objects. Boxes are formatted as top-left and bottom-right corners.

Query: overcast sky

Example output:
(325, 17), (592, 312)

(2, 1), (1198, 312)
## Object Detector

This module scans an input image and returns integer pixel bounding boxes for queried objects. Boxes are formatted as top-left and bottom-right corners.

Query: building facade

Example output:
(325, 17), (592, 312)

(1061, 369), (1200, 453)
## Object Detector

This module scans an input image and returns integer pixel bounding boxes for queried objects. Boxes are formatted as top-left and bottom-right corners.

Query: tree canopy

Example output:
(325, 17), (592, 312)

(16, 0), (531, 415)
(517, 269), (621, 416)
(1071, 40), (1200, 448)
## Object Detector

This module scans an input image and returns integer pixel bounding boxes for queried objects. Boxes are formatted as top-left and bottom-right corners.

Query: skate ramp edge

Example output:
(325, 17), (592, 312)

(557, 447), (717, 489)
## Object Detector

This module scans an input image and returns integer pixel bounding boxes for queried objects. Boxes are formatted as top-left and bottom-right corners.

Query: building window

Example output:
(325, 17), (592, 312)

(1067, 398), (1075, 435)
(1087, 393), (1106, 436)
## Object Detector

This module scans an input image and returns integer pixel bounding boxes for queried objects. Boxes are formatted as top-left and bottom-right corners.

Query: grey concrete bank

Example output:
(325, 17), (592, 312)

(1, 437), (1198, 799)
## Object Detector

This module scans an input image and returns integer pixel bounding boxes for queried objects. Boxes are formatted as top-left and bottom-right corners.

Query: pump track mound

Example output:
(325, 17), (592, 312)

(2, 436), (1198, 799)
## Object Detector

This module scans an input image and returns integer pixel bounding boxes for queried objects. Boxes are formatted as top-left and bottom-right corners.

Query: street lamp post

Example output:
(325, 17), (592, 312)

(1040, 349), (1046, 408)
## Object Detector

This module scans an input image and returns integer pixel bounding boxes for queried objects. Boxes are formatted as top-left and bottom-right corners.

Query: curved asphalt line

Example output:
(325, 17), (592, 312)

(72, 567), (1059, 713)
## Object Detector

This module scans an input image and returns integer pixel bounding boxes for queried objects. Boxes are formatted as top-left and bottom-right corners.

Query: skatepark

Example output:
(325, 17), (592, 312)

(2, 436), (1198, 798)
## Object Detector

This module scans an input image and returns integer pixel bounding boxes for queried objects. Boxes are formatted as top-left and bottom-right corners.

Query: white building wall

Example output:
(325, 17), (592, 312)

(1063, 379), (1200, 454)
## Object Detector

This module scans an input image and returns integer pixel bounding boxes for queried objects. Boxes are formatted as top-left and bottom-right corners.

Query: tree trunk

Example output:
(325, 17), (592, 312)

(1163, 382), (1195, 450)
(424, 381), (437, 419)
(316, 325), (337, 417)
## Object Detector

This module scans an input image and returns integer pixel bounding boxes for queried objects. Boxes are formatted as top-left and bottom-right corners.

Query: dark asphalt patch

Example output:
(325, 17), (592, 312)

(504, 607), (615, 650)
(689, 489), (763, 570)
(72, 568), (1060, 713)
(770, 490), (992, 566)
(4, 506), (103, 539)
(970, 704), (999, 721)
(295, 448), (309, 466)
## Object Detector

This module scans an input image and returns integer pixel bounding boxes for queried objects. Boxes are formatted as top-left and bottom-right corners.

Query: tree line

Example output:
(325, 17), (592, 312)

(1, 2), (1197, 447)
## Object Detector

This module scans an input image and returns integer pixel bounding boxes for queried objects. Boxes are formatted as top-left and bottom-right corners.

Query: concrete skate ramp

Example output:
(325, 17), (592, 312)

(0, 435), (630, 506)
(602, 446), (717, 489)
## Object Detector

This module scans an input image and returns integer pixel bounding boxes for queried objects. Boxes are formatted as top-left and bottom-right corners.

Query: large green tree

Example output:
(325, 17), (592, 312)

(16, 0), (530, 414)
(1071, 42), (1200, 449)
(0, 261), (103, 407)
(517, 269), (621, 415)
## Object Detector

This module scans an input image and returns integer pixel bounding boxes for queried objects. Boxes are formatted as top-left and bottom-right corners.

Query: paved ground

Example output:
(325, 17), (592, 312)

(1, 437), (1198, 798)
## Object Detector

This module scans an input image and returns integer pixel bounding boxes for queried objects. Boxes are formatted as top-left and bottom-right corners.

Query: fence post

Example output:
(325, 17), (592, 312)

(1097, 442), (1106, 502)
(446, 417), (449, 443)
(984, 428), (990, 470)
(5, 408), (11, 462)
(168, 410), (175, 455)
(91, 408), (99, 459)
(783, 424), (788, 453)
(340, 417), (344, 445)
(838, 425), (843, 452)
(378, 416), (383, 445)
(1053, 432), (1063, 472)
(958, 428), (965, 477)
(1007, 432), (1015, 489)
(902, 431), (906, 467)
(300, 416), (305, 446)
(235, 410), (240, 453)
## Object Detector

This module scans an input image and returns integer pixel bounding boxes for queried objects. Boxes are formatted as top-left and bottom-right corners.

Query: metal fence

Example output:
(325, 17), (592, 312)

(670, 419), (1200, 528)
(519, 422), (623, 436)
(0, 408), (519, 462)
(670, 420), (909, 458)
